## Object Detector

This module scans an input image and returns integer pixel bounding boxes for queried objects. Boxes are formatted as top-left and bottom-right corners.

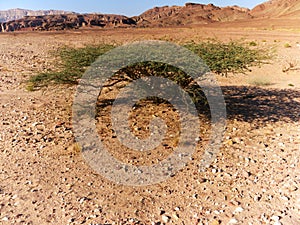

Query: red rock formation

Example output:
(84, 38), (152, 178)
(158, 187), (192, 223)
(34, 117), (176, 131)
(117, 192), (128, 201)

(251, 0), (300, 18)
(0, 14), (136, 32)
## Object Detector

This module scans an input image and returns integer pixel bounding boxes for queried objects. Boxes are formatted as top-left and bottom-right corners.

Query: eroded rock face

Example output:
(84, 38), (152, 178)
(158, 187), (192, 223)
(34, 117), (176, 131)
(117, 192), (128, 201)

(0, 14), (137, 32)
(0, 3), (254, 32)
(251, 0), (300, 18)
(3, 1), (300, 32)
(0, 9), (74, 23)
(133, 3), (252, 27)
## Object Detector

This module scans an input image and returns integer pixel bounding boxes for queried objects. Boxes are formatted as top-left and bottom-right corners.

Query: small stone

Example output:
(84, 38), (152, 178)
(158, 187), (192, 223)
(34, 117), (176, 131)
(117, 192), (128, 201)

(173, 213), (179, 220)
(79, 197), (87, 204)
(254, 194), (262, 202)
(198, 177), (208, 183)
(128, 218), (135, 223)
(234, 207), (244, 214)
(2, 217), (9, 221)
(289, 185), (298, 192)
(228, 218), (238, 224)
(232, 137), (240, 143)
(36, 125), (44, 131)
(227, 140), (233, 145)
(281, 196), (289, 201)
(278, 142), (285, 147)
(271, 215), (280, 222)
(162, 215), (170, 223)
(12, 194), (18, 199)
(242, 171), (251, 177)
(210, 220), (220, 225)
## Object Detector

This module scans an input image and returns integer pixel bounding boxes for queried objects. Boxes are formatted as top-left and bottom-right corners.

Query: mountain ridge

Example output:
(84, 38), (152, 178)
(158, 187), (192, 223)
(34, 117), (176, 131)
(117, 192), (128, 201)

(251, 0), (300, 18)
(133, 3), (252, 27)
(1, 1), (299, 32)
(0, 8), (75, 22)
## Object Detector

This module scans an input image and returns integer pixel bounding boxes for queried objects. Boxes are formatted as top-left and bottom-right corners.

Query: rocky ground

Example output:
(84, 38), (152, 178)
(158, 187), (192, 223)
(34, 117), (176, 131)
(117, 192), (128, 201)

(0, 28), (299, 225)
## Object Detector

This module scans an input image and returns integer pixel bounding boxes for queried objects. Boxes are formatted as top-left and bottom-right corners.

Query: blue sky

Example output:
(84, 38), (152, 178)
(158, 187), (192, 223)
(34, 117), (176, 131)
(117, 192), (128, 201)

(0, 0), (267, 16)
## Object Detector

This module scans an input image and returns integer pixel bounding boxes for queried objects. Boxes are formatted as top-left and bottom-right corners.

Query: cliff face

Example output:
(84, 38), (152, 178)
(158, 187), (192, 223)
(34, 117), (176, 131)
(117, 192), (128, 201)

(0, 8), (74, 22)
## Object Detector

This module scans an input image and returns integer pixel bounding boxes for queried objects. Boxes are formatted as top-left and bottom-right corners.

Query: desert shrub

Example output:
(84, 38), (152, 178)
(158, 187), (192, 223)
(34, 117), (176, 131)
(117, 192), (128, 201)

(184, 40), (270, 76)
(115, 61), (207, 106)
(28, 40), (270, 89)
(249, 41), (258, 46)
(284, 43), (292, 48)
(28, 44), (114, 89)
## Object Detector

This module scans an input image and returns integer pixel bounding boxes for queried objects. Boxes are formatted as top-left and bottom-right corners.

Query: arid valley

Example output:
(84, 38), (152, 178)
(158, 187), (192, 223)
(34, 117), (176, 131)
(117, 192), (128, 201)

(0, 1), (300, 224)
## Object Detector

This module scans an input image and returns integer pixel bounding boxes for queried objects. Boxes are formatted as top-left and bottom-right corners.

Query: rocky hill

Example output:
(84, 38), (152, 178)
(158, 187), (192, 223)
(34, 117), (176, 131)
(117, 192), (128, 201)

(0, 3), (253, 32)
(0, 8), (74, 22)
(251, 0), (300, 18)
(0, 14), (136, 32)
(1, 1), (300, 32)
(134, 3), (252, 27)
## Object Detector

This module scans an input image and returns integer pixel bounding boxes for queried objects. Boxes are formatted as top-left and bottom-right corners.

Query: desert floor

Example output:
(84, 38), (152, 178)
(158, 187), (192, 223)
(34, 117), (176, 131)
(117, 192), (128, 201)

(0, 24), (299, 225)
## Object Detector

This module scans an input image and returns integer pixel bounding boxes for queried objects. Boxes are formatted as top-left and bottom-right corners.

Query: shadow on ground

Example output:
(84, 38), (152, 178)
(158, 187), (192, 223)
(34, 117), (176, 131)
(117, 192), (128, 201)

(95, 85), (300, 125)
(222, 86), (300, 123)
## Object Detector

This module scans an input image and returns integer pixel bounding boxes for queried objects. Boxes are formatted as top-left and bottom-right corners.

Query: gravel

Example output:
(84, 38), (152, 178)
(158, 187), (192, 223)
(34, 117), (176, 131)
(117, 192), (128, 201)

(0, 31), (299, 224)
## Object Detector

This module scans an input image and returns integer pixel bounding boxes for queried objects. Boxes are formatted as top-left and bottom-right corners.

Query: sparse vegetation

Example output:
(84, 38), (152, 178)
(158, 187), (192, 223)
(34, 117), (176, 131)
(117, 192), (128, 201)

(248, 78), (273, 86)
(282, 59), (300, 72)
(249, 41), (258, 46)
(284, 43), (292, 48)
(184, 40), (270, 76)
(27, 44), (114, 89)
(28, 40), (271, 89)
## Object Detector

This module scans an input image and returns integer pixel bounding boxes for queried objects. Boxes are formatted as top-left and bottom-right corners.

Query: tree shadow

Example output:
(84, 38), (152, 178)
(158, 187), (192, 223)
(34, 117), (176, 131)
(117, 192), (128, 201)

(95, 85), (300, 125)
(222, 86), (300, 123)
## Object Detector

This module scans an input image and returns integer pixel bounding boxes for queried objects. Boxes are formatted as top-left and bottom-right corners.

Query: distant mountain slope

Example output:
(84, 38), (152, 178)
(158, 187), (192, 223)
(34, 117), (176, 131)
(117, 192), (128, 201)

(0, 3), (254, 32)
(0, 8), (75, 22)
(1, 1), (300, 32)
(0, 14), (136, 32)
(251, 0), (300, 18)
(133, 3), (252, 27)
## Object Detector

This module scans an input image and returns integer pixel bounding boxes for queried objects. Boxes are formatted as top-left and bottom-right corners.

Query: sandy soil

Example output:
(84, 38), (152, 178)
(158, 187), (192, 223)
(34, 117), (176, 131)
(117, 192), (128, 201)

(0, 25), (299, 225)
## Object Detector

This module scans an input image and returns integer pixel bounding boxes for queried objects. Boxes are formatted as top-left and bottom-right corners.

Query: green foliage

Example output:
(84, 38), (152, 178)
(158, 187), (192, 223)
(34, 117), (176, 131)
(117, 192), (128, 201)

(249, 41), (258, 46)
(121, 62), (193, 87)
(116, 62), (207, 106)
(28, 44), (114, 89)
(184, 40), (270, 76)
(284, 43), (292, 48)
(28, 40), (271, 89)
(248, 78), (273, 86)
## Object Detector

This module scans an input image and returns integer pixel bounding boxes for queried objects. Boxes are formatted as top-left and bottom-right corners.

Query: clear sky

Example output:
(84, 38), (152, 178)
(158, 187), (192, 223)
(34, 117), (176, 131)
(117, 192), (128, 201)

(0, 0), (267, 16)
